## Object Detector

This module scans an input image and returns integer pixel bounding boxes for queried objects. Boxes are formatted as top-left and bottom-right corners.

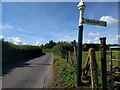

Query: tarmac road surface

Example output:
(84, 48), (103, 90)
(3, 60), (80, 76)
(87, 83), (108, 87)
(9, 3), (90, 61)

(2, 53), (53, 88)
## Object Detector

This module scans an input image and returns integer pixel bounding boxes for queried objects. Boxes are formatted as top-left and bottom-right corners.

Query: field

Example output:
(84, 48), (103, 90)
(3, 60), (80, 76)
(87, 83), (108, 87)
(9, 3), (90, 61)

(50, 50), (120, 88)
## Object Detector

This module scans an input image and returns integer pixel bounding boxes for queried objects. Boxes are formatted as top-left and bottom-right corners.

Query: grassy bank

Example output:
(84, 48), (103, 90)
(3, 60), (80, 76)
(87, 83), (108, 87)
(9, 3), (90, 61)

(51, 55), (76, 88)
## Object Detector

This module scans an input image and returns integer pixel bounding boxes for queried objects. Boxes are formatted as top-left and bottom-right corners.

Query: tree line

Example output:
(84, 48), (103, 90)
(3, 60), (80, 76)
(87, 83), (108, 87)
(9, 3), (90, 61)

(43, 40), (119, 57)
(2, 39), (119, 64)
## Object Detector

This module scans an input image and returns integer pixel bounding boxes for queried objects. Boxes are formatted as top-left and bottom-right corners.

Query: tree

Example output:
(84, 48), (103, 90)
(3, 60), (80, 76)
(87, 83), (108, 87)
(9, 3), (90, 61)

(44, 40), (56, 49)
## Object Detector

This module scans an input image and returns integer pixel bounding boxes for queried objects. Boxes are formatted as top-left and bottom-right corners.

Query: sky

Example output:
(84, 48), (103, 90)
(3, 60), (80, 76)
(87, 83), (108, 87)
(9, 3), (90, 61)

(0, 2), (119, 46)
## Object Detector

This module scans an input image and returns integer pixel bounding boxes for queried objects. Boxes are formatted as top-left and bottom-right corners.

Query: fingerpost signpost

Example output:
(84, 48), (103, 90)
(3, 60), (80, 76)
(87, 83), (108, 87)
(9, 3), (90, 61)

(76, 0), (107, 87)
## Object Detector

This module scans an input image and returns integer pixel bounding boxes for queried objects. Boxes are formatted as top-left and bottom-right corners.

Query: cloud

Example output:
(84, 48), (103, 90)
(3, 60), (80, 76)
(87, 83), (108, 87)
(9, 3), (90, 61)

(106, 35), (114, 44)
(0, 35), (4, 40)
(105, 35), (120, 44)
(8, 37), (25, 45)
(100, 16), (118, 25)
(0, 24), (13, 29)
(49, 31), (77, 42)
(84, 34), (119, 44)
(86, 39), (100, 44)
(116, 35), (120, 38)
(87, 40), (92, 44)
(116, 35), (120, 43)
(1, 24), (29, 33)
(15, 25), (29, 33)
(64, 35), (70, 38)
(108, 35), (113, 38)
(84, 37), (100, 44)
(88, 32), (100, 37)
(58, 35), (76, 42)
(94, 37), (99, 41)
(36, 41), (40, 46)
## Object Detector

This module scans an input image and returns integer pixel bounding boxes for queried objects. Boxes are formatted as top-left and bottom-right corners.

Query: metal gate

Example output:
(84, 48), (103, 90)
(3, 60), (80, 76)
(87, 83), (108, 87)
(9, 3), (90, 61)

(109, 46), (120, 89)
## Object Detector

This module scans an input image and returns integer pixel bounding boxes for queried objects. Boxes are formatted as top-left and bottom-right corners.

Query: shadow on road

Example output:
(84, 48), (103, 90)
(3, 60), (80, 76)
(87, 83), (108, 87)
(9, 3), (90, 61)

(2, 53), (46, 76)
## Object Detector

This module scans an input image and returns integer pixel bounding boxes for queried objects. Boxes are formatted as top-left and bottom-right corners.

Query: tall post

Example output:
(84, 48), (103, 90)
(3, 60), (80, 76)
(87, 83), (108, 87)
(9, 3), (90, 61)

(100, 37), (107, 90)
(76, 0), (86, 87)
(76, 25), (83, 86)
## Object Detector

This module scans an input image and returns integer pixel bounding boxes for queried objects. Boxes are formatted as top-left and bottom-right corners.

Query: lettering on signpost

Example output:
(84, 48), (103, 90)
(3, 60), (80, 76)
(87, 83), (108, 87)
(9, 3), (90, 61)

(83, 18), (107, 27)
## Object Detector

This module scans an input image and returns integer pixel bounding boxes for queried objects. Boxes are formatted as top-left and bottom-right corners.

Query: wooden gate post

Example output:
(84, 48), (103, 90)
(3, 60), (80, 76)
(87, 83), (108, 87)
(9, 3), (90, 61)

(71, 40), (77, 66)
(89, 48), (98, 89)
(100, 37), (107, 90)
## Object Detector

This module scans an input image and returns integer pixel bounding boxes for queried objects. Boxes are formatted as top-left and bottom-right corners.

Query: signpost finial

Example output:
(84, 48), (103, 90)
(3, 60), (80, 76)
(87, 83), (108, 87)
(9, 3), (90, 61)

(77, 0), (86, 26)
(77, 0), (86, 10)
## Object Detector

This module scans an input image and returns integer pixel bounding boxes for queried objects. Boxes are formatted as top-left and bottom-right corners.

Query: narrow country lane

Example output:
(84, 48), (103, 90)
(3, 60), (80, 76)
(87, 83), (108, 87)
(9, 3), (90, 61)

(2, 53), (53, 88)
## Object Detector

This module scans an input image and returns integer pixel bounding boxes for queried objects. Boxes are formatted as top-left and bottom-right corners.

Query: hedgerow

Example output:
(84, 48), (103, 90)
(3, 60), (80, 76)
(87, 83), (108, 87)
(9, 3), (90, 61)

(2, 40), (43, 64)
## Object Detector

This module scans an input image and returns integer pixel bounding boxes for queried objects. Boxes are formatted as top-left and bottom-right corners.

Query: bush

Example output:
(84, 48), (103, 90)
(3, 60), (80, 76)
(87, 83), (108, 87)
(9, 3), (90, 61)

(52, 42), (73, 58)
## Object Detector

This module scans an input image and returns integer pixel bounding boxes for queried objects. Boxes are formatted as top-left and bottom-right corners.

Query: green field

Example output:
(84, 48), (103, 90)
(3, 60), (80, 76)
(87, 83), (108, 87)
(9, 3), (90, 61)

(50, 50), (120, 88)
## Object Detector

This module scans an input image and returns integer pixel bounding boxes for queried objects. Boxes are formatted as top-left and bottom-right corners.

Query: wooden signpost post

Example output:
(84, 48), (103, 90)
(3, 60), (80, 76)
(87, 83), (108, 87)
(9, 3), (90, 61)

(100, 37), (107, 90)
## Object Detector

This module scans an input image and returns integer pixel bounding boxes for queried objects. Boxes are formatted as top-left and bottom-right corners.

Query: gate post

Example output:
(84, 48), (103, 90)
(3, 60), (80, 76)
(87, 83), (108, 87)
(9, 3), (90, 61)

(89, 48), (98, 89)
(100, 37), (107, 90)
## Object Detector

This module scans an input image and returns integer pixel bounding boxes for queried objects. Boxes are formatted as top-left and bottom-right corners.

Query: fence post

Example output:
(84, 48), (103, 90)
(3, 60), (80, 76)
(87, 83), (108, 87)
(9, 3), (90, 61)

(82, 54), (90, 80)
(73, 45), (77, 65)
(68, 51), (74, 67)
(89, 48), (98, 89)
(71, 40), (77, 66)
(100, 37), (107, 90)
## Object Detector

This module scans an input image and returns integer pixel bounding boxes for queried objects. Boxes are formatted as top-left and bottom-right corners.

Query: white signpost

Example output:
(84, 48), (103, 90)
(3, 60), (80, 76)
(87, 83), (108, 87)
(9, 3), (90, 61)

(83, 18), (107, 27)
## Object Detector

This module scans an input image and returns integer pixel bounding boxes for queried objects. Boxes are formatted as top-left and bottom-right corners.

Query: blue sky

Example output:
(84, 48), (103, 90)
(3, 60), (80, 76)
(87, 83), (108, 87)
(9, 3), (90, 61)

(1, 2), (119, 45)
